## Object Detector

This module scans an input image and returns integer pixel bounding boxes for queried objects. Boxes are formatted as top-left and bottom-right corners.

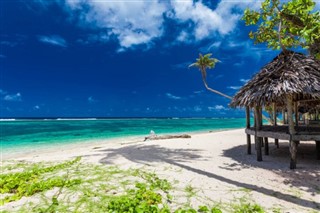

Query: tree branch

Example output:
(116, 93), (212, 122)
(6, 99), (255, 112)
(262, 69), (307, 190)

(278, 18), (287, 52)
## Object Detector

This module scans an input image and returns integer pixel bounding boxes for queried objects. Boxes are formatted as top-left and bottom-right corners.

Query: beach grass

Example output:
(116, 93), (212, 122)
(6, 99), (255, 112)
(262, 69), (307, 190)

(0, 157), (266, 213)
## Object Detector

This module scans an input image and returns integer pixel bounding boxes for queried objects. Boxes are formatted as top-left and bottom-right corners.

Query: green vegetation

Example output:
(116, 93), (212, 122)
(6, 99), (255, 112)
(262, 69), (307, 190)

(0, 157), (82, 204)
(242, 0), (320, 58)
(1, 158), (268, 212)
(189, 53), (232, 100)
(232, 202), (264, 213)
(185, 185), (198, 198)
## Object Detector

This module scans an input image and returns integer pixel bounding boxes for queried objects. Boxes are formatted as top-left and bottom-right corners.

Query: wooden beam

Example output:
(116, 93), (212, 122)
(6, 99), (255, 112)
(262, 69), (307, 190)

(282, 109), (286, 124)
(245, 128), (320, 141)
(254, 106), (262, 161)
(246, 107), (251, 155)
(292, 134), (320, 141)
(287, 94), (298, 169)
(246, 128), (290, 140)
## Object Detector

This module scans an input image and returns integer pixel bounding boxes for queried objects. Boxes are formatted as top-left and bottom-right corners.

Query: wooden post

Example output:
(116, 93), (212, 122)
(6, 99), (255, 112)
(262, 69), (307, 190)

(294, 102), (299, 127)
(246, 106), (251, 155)
(254, 106), (262, 161)
(273, 103), (279, 148)
(259, 107), (264, 148)
(273, 103), (277, 126)
(282, 109), (286, 124)
(259, 107), (263, 127)
(287, 95), (298, 169)
(264, 137), (269, 155)
(316, 141), (320, 160)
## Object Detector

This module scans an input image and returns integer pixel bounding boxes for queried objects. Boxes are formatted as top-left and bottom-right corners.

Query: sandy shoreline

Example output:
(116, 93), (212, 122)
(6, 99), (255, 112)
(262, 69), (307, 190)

(2, 128), (320, 212)
(1, 128), (234, 161)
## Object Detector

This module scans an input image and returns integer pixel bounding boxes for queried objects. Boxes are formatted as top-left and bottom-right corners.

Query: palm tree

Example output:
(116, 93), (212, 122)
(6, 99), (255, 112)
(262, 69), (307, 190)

(189, 53), (232, 100)
(190, 53), (274, 123)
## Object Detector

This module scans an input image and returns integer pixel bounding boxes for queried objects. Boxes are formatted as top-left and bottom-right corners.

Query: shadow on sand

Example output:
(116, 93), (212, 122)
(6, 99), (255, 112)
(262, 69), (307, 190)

(222, 140), (320, 194)
(82, 142), (319, 211)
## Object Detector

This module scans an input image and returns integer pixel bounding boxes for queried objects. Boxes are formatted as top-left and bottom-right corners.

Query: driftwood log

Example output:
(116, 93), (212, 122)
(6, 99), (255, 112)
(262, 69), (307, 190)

(144, 134), (191, 141)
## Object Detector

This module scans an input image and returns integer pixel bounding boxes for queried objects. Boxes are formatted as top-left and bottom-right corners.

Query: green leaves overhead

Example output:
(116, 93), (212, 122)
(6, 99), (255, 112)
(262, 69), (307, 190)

(242, 0), (320, 58)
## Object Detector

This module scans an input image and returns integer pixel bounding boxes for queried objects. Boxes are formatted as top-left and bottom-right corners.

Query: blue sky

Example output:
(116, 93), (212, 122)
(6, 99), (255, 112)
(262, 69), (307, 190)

(1, 0), (318, 118)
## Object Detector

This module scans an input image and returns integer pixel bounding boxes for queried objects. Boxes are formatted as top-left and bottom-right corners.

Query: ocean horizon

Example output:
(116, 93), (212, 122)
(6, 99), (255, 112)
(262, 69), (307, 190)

(0, 116), (243, 120)
(1, 118), (247, 156)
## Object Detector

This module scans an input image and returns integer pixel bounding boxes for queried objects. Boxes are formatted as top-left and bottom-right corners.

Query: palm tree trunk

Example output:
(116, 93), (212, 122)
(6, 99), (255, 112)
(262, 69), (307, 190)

(201, 73), (274, 124)
(201, 75), (233, 100)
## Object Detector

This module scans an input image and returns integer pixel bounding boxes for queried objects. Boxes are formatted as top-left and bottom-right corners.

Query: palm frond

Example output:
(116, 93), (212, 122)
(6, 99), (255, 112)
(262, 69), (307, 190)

(189, 52), (220, 74)
(188, 62), (198, 68)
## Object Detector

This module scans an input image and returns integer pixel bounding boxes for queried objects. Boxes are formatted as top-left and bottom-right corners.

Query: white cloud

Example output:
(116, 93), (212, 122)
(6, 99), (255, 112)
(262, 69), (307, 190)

(171, 0), (260, 41)
(38, 35), (67, 47)
(4, 93), (22, 101)
(0, 89), (7, 95)
(203, 38), (273, 63)
(227, 40), (246, 48)
(77, 32), (110, 45)
(35, 0), (262, 50)
(171, 61), (191, 70)
(207, 41), (222, 51)
(234, 61), (245, 67)
(63, 0), (167, 50)
(194, 106), (202, 112)
(88, 96), (96, 103)
(0, 41), (18, 47)
(176, 31), (190, 43)
(172, 1), (225, 40)
(213, 74), (224, 81)
(228, 86), (241, 90)
(33, 105), (40, 110)
(193, 90), (204, 94)
(166, 93), (182, 100)
(240, 78), (249, 83)
(208, 105), (227, 111)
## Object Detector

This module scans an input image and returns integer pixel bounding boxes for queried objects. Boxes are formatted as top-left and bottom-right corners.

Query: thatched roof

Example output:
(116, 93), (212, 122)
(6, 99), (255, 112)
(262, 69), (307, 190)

(230, 51), (320, 108)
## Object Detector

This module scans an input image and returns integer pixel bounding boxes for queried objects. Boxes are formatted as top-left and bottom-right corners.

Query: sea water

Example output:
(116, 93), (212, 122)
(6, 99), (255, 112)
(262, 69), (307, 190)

(1, 118), (246, 155)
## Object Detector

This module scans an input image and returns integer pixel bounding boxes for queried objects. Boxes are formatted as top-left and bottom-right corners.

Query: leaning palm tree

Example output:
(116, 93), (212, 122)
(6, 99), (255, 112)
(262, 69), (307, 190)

(190, 53), (273, 123)
(189, 53), (232, 100)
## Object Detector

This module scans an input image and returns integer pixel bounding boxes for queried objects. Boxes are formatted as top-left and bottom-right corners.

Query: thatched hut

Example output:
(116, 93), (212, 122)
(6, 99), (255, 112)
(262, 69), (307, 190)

(230, 51), (320, 169)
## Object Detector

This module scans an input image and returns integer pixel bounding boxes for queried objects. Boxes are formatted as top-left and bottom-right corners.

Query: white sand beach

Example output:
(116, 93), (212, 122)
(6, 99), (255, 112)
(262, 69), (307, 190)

(2, 129), (320, 212)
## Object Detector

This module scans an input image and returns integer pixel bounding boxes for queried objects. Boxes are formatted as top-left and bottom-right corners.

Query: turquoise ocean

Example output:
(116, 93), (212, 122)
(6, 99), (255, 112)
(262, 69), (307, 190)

(1, 118), (246, 156)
